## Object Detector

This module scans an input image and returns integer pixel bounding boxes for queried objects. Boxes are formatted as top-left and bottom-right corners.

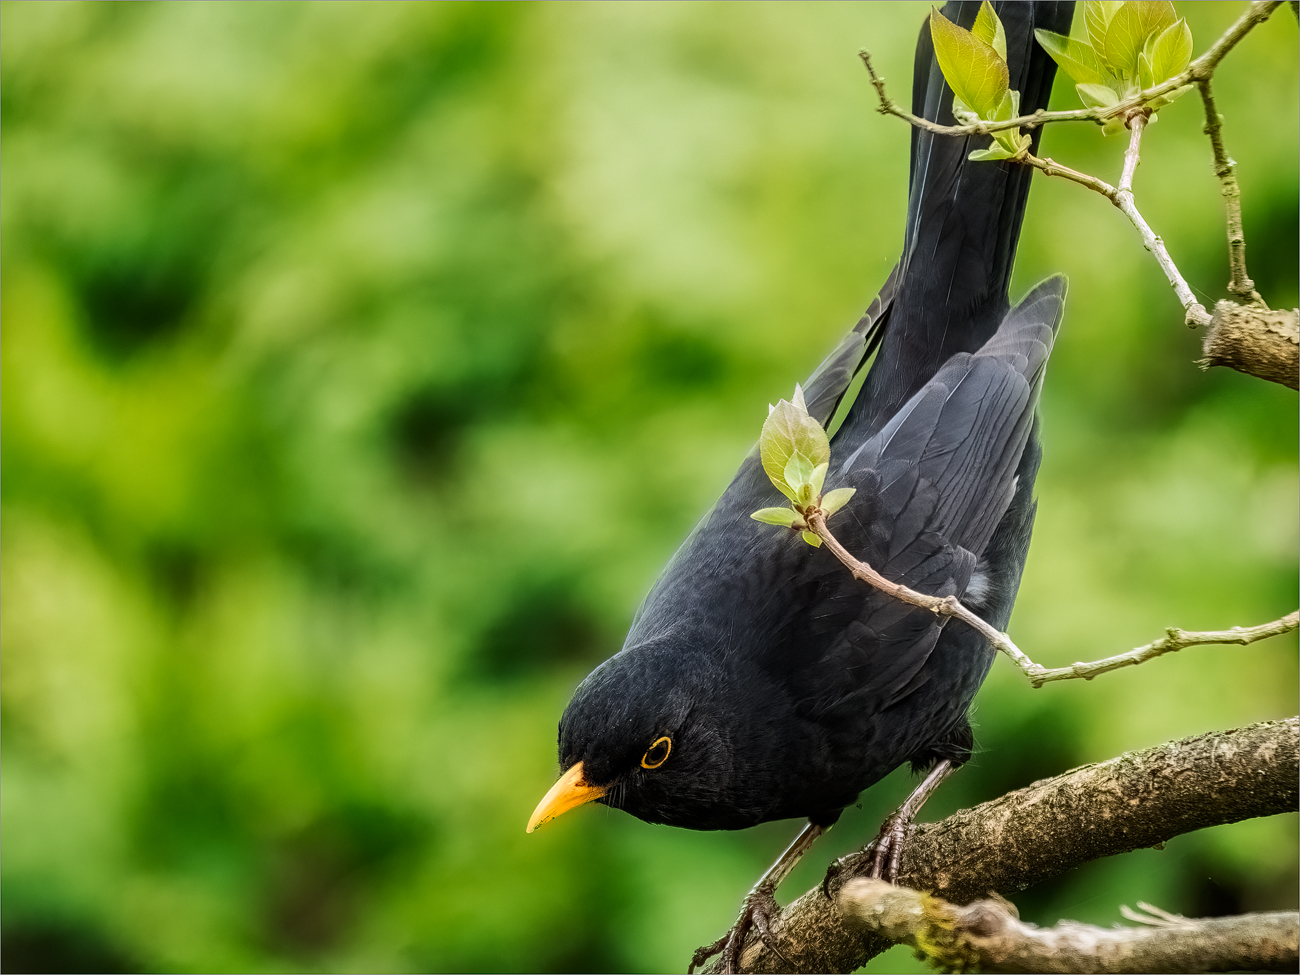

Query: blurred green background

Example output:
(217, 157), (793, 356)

(2, 2), (1296, 972)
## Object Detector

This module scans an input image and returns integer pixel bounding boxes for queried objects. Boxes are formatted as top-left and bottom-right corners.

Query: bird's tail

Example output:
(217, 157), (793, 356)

(850, 0), (1074, 435)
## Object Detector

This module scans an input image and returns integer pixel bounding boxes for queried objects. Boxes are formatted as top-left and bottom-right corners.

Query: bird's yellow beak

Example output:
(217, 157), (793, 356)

(527, 761), (606, 833)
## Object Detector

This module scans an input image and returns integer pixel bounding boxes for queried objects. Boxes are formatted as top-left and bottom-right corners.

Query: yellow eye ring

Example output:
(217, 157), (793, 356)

(641, 736), (672, 769)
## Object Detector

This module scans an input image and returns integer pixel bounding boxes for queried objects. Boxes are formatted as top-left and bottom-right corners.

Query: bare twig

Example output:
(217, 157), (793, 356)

(804, 510), (1040, 675)
(1030, 611), (1300, 685)
(1022, 133), (1213, 327)
(709, 718), (1300, 973)
(1117, 112), (1145, 196)
(1185, 1), (1286, 84)
(805, 510), (1297, 687)
(838, 880), (1299, 974)
(1199, 81), (1265, 305)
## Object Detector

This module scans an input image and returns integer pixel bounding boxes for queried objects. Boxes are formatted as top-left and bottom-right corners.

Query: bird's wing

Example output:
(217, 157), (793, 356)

(839, 276), (1064, 556)
(791, 277), (1066, 714)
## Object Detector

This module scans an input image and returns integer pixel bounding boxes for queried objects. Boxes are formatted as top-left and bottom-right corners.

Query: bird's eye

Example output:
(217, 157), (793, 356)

(640, 736), (672, 769)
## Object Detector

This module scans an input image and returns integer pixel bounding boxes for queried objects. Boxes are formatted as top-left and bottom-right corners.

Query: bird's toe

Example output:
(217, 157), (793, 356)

(688, 884), (786, 974)
(864, 812), (911, 883)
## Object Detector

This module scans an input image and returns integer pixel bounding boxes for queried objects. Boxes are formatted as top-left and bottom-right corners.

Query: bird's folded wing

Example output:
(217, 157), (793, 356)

(837, 277), (1064, 557)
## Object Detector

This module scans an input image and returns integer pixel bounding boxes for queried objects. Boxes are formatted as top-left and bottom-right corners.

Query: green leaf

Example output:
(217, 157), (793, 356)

(968, 145), (1015, 161)
(1085, 0), (1125, 55)
(1035, 28), (1107, 85)
(784, 451), (815, 493)
(751, 507), (797, 527)
(810, 462), (828, 497)
(1076, 83), (1121, 109)
(1101, 116), (1128, 136)
(1138, 50), (1155, 91)
(1147, 83), (1192, 110)
(791, 382), (807, 412)
(820, 487), (856, 517)
(1145, 18), (1192, 85)
(801, 531), (822, 548)
(950, 96), (981, 126)
(759, 399), (830, 500)
(991, 87), (1016, 121)
(1105, 1), (1177, 78)
(971, 0), (1007, 62)
(930, 7), (1009, 119)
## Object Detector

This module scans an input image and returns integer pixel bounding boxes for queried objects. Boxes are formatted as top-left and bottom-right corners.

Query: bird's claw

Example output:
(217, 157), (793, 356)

(862, 811), (911, 883)
(820, 852), (859, 899)
(819, 813), (912, 899)
(688, 884), (789, 974)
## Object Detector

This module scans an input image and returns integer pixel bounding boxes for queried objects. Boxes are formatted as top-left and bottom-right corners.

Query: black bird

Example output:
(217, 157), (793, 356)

(529, 3), (1073, 970)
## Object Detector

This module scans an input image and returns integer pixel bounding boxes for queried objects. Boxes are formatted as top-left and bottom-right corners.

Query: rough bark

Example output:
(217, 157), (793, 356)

(838, 879), (1299, 974)
(707, 717), (1299, 974)
(1201, 300), (1300, 389)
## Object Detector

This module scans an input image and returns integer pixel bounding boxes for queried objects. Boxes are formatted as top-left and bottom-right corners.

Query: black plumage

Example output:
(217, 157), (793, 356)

(531, 2), (1073, 969)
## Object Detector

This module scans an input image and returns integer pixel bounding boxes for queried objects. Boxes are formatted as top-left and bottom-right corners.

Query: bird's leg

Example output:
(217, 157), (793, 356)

(823, 760), (956, 895)
(688, 821), (827, 975)
(863, 759), (955, 881)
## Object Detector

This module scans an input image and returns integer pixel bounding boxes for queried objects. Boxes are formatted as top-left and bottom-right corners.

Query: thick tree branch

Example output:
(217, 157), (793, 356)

(704, 717), (1299, 974)
(1201, 300), (1300, 389)
(838, 880), (1299, 974)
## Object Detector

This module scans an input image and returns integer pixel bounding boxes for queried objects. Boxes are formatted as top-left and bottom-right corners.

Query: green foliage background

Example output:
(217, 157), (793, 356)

(2, 2), (1295, 972)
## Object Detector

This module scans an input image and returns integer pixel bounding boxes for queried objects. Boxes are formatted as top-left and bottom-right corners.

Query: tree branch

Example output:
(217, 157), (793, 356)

(1027, 610), (1299, 685)
(1201, 300), (1300, 389)
(706, 717), (1299, 974)
(856, 50), (1099, 136)
(838, 880), (1299, 974)
(1021, 140), (1214, 328)
(1198, 81), (1265, 306)
(805, 510), (1297, 688)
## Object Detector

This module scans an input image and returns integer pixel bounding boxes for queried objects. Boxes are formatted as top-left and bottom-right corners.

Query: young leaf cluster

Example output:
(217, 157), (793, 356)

(1035, 1), (1193, 133)
(929, 1), (1030, 162)
(751, 385), (855, 548)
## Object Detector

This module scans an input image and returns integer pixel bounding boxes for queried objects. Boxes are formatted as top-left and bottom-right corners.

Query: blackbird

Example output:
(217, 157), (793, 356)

(529, 3), (1073, 971)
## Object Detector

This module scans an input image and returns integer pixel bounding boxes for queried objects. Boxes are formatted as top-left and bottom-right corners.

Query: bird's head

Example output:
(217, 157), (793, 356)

(527, 639), (765, 833)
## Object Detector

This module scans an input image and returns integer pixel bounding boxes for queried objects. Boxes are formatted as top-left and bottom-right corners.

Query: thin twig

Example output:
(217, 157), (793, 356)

(805, 510), (1297, 688)
(804, 510), (1039, 675)
(1199, 80), (1265, 305)
(1117, 112), (1145, 196)
(1022, 146), (1214, 328)
(857, 50), (1100, 136)
(1029, 611), (1300, 685)
(1185, 1), (1286, 83)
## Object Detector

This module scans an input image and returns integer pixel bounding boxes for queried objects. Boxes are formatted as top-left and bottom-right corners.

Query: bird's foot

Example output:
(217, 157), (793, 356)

(861, 809), (912, 883)
(820, 851), (859, 899)
(819, 812), (913, 898)
(688, 883), (789, 974)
